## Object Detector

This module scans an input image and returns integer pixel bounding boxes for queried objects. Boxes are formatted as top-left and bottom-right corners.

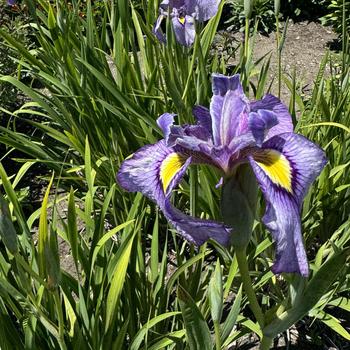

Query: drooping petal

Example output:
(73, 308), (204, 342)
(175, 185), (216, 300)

(185, 0), (219, 21)
(210, 74), (247, 145)
(117, 141), (176, 203)
(117, 140), (230, 245)
(248, 109), (278, 147)
(250, 94), (293, 139)
(161, 149), (231, 246)
(171, 15), (195, 46)
(248, 133), (327, 276)
(163, 199), (231, 245)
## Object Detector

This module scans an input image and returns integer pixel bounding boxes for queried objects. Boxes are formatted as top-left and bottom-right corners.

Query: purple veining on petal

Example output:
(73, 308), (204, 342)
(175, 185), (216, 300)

(210, 74), (248, 146)
(220, 90), (249, 145)
(248, 132), (327, 276)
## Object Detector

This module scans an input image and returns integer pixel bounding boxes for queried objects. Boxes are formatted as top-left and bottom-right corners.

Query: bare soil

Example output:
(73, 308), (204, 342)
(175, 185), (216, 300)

(216, 20), (338, 104)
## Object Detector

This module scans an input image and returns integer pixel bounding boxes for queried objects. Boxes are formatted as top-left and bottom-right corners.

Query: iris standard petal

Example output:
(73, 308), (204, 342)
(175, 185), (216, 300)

(212, 73), (244, 96)
(220, 90), (249, 145)
(210, 74), (247, 145)
(248, 133), (327, 276)
(185, 0), (219, 21)
(192, 105), (212, 135)
(171, 15), (195, 46)
(250, 94), (293, 139)
(248, 109), (278, 147)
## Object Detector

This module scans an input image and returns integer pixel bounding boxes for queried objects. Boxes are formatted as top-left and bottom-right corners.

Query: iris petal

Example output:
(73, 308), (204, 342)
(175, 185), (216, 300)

(210, 74), (248, 146)
(185, 0), (219, 21)
(253, 149), (292, 193)
(248, 133), (327, 276)
(192, 105), (212, 135)
(160, 152), (188, 193)
(171, 15), (195, 46)
(250, 94), (293, 139)
(117, 140), (230, 245)
(249, 110), (278, 147)
(163, 199), (231, 246)
(220, 90), (249, 145)
(117, 141), (170, 203)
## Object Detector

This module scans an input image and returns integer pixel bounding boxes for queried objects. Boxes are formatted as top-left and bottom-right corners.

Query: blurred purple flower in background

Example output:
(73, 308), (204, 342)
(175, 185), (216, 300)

(153, 0), (219, 46)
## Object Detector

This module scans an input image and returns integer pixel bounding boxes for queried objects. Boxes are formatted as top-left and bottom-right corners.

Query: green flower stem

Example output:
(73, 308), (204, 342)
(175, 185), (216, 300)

(214, 320), (221, 350)
(235, 248), (265, 328)
(190, 166), (198, 217)
(244, 17), (250, 68)
(275, 14), (282, 99)
(260, 334), (273, 350)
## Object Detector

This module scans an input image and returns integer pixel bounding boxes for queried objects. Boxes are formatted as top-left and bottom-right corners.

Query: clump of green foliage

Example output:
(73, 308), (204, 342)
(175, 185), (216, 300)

(0, 0), (349, 349)
(225, 0), (275, 33)
(0, 3), (32, 111)
(321, 0), (350, 35)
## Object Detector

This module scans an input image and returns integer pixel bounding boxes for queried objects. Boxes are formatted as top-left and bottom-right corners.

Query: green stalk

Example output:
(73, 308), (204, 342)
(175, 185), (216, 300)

(275, 15), (281, 99)
(341, 0), (346, 80)
(243, 17), (250, 86)
(189, 167), (198, 257)
(235, 248), (264, 328)
(214, 320), (221, 350)
(54, 290), (67, 350)
(260, 334), (273, 350)
(190, 166), (198, 217)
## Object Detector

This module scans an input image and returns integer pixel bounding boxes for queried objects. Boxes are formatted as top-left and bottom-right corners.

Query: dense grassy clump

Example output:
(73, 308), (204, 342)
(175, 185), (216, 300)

(0, 0), (349, 349)
(321, 0), (350, 35)
(225, 0), (275, 34)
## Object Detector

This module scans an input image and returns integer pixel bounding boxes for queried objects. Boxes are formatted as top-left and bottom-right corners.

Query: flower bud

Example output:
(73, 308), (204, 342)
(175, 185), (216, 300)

(221, 164), (258, 248)
(244, 0), (253, 19)
(274, 0), (281, 16)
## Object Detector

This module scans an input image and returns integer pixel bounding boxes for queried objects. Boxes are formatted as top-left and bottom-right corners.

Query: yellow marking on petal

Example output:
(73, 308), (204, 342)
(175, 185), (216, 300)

(254, 149), (293, 193)
(178, 17), (185, 25)
(160, 153), (187, 192)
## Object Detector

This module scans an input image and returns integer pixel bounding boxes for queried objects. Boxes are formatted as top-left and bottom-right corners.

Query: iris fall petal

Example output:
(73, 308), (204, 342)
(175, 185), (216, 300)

(249, 133), (327, 275)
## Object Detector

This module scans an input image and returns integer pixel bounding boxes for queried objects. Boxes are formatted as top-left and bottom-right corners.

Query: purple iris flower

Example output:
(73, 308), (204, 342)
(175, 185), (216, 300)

(153, 0), (219, 46)
(7, 0), (16, 5)
(117, 74), (327, 276)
